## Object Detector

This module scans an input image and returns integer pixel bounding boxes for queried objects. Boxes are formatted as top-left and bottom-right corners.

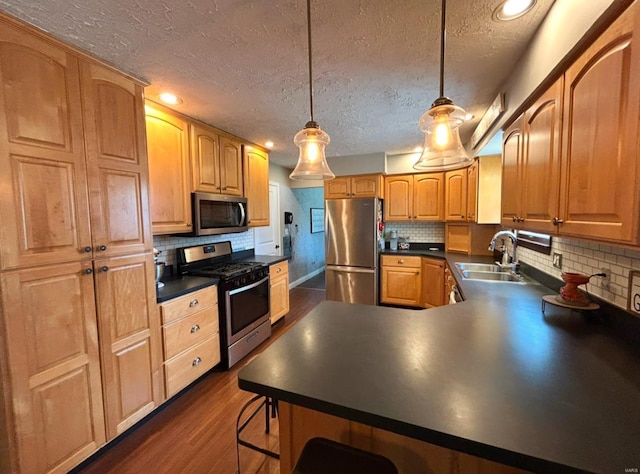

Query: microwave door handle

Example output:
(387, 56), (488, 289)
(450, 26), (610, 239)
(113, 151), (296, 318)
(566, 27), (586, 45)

(239, 202), (247, 225)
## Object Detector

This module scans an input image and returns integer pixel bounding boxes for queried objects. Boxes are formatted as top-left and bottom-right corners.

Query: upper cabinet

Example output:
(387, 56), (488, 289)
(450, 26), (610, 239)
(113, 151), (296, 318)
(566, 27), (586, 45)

(501, 120), (524, 228)
(466, 160), (478, 222)
(444, 168), (468, 222)
(243, 146), (270, 227)
(384, 173), (443, 222)
(190, 122), (243, 197)
(145, 102), (192, 235)
(325, 174), (383, 199)
(558, 4), (640, 243)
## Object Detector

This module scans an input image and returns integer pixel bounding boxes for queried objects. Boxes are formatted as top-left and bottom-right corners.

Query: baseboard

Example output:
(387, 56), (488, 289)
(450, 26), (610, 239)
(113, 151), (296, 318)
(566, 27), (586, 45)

(290, 266), (325, 289)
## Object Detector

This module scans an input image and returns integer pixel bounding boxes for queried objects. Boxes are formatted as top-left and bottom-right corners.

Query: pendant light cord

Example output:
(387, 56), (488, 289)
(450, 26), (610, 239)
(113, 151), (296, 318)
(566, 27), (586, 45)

(306, 0), (315, 124)
(439, 0), (446, 98)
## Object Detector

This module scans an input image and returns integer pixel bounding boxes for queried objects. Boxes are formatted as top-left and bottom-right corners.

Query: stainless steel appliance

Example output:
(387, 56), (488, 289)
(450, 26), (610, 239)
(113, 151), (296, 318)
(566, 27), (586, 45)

(177, 241), (270, 368)
(190, 192), (248, 236)
(325, 198), (382, 305)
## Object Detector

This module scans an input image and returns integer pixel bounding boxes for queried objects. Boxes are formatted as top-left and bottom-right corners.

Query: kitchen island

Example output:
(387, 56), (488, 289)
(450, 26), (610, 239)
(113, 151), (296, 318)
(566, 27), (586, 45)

(238, 260), (640, 473)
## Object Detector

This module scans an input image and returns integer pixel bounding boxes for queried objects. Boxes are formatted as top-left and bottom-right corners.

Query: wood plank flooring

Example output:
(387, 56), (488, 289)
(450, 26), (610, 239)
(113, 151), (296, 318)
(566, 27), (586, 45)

(71, 286), (326, 474)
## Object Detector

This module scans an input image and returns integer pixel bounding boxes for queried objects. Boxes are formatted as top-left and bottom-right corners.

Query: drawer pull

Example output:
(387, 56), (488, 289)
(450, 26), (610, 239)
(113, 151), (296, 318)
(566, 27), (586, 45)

(190, 324), (200, 333)
(398, 259), (404, 264)
(276, 268), (281, 273)
(189, 299), (199, 307)
(192, 357), (202, 367)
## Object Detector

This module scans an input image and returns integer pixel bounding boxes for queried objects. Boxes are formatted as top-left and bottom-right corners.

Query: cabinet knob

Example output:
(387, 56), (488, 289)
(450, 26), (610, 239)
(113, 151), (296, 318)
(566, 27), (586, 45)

(276, 268), (281, 273)
(512, 216), (517, 222)
(186, 223), (192, 227)
(98, 245), (107, 251)
(100, 266), (109, 272)
(83, 246), (92, 253)
(398, 259), (404, 264)
(460, 214), (465, 218)
(189, 299), (199, 307)
(222, 186), (227, 190)
(84, 268), (93, 275)
(190, 324), (200, 333)
(192, 357), (202, 367)
(552, 217), (564, 225)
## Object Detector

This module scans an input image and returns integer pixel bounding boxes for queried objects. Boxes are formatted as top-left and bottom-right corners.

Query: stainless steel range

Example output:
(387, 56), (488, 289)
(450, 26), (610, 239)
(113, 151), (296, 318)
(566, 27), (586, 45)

(177, 241), (271, 369)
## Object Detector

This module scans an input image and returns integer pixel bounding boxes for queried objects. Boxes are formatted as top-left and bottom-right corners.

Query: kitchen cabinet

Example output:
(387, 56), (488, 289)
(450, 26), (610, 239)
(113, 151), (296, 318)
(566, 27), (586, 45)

(444, 168), (468, 221)
(445, 223), (497, 255)
(384, 173), (444, 221)
(0, 17), (160, 473)
(444, 263), (459, 305)
(159, 286), (221, 398)
(270, 260), (290, 325)
(324, 174), (383, 199)
(243, 145), (270, 227)
(557, 4), (640, 243)
(466, 160), (478, 222)
(190, 122), (243, 197)
(421, 257), (445, 308)
(380, 255), (422, 307)
(145, 102), (192, 234)
(501, 119), (524, 227)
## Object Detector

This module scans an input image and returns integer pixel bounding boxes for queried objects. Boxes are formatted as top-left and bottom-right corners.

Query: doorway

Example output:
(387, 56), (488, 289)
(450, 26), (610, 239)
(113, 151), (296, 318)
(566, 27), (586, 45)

(254, 182), (282, 256)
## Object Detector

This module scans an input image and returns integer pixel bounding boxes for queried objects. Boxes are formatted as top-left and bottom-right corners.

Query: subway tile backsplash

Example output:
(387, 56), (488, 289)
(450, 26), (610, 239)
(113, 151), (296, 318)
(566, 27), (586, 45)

(153, 230), (255, 268)
(383, 222), (445, 243)
(518, 236), (640, 310)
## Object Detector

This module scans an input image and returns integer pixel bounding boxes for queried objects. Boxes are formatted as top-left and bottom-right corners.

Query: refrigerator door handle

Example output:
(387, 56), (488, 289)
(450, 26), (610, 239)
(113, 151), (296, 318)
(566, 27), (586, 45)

(326, 266), (374, 274)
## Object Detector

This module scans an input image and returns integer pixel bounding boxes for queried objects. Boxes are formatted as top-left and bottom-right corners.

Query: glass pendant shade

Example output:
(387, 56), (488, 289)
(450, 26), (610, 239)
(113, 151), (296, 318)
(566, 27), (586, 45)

(289, 121), (335, 180)
(414, 101), (472, 171)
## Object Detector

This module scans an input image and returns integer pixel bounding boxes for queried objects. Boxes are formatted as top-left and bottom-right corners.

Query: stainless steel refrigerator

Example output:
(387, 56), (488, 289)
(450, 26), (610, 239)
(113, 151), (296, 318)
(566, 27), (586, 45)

(325, 198), (382, 305)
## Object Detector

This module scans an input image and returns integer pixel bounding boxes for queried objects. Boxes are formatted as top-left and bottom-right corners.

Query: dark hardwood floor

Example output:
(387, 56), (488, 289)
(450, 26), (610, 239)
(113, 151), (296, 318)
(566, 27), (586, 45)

(296, 271), (325, 290)
(72, 286), (326, 474)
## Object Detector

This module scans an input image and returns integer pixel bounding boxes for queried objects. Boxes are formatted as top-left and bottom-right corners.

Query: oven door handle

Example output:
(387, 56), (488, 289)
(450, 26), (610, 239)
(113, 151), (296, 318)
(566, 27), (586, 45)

(228, 275), (269, 296)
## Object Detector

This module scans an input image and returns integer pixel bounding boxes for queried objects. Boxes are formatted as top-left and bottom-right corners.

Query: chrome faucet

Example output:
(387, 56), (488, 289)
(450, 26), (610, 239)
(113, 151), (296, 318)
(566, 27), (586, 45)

(488, 230), (518, 266)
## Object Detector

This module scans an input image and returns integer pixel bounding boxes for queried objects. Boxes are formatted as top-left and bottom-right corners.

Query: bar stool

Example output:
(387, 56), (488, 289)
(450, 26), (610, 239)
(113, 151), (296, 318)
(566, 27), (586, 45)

(235, 394), (279, 473)
(292, 437), (398, 474)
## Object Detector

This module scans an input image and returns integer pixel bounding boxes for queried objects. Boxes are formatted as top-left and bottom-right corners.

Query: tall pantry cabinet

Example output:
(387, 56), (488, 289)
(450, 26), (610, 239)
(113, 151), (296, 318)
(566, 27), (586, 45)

(0, 16), (162, 474)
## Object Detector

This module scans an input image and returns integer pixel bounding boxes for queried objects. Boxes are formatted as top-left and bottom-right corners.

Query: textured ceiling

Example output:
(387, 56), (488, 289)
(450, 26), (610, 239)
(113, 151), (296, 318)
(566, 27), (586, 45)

(0, 0), (555, 167)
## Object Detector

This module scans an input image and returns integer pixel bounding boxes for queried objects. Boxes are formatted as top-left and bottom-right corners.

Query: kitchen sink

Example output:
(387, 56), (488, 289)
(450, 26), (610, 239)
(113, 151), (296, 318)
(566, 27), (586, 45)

(459, 270), (524, 282)
(454, 262), (506, 273)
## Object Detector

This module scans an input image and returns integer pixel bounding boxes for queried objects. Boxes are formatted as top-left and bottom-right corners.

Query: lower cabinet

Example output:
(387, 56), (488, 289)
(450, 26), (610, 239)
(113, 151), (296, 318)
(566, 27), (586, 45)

(421, 257), (445, 308)
(380, 255), (422, 307)
(159, 286), (221, 398)
(270, 260), (290, 324)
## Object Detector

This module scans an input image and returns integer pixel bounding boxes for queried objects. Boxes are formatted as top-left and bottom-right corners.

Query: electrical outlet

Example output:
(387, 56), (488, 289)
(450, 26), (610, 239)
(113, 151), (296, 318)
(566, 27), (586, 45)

(600, 268), (611, 290)
(552, 252), (563, 269)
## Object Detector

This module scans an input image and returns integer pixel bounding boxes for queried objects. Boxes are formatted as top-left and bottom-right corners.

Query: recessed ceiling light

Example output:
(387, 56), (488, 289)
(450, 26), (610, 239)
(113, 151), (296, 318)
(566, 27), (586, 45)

(158, 92), (183, 105)
(492, 0), (536, 21)
(265, 141), (274, 149)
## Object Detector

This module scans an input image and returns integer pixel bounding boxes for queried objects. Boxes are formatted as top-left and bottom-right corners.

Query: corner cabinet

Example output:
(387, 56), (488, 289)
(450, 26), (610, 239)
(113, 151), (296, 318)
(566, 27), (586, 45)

(270, 260), (290, 324)
(145, 102), (192, 234)
(243, 146), (270, 227)
(0, 16), (161, 473)
(324, 174), (383, 199)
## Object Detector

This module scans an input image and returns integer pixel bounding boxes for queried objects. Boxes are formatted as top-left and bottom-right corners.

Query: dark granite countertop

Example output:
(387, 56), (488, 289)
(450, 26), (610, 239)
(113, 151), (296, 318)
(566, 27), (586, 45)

(156, 275), (218, 303)
(238, 253), (640, 473)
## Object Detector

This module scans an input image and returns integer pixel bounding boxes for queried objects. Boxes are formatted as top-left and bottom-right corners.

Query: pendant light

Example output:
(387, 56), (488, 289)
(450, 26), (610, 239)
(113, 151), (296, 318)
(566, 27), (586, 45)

(289, 0), (335, 181)
(413, 0), (472, 171)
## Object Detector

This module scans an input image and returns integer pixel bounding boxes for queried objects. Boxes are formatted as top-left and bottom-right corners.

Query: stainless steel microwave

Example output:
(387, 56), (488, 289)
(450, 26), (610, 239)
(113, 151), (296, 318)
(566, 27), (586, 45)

(191, 192), (248, 236)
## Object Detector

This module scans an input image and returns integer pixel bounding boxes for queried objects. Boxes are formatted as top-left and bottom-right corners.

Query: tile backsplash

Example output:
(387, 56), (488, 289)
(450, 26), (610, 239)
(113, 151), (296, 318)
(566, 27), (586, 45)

(518, 236), (640, 310)
(383, 222), (445, 243)
(153, 230), (255, 268)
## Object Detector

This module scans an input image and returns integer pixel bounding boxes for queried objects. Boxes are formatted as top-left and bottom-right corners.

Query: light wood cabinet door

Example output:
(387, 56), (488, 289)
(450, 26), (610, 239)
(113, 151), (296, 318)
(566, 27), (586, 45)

(145, 102), (192, 234)
(190, 122), (221, 194)
(0, 22), (92, 270)
(81, 62), (152, 257)
(421, 257), (445, 308)
(324, 177), (350, 198)
(243, 146), (270, 227)
(444, 169), (468, 221)
(351, 174), (382, 198)
(466, 161), (478, 222)
(380, 255), (422, 307)
(559, 5), (640, 243)
(501, 119), (524, 228)
(270, 261), (289, 324)
(93, 253), (162, 440)
(219, 136), (243, 196)
(520, 78), (563, 234)
(414, 173), (444, 221)
(0, 263), (106, 474)
(384, 175), (413, 221)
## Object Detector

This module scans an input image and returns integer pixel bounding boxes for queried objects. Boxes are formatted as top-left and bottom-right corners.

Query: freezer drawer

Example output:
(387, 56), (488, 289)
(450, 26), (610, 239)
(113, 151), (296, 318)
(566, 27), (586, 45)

(326, 265), (377, 305)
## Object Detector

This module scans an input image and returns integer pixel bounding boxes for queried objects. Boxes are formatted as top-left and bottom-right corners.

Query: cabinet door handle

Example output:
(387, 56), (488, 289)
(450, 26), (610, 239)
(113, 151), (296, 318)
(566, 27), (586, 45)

(98, 245), (107, 251)
(276, 268), (281, 273)
(222, 186), (227, 190)
(398, 259), (404, 264)
(101, 266), (109, 272)
(191, 324), (200, 333)
(552, 217), (564, 225)
(189, 299), (199, 307)
(83, 246), (92, 253)
(192, 357), (202, 367)
(84, 268), (93, 275)
(186, 222), (193, 227)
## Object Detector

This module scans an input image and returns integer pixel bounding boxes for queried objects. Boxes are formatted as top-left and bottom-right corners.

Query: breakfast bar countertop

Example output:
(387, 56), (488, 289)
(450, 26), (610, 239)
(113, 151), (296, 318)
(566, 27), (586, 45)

(238, 255), (640, 474)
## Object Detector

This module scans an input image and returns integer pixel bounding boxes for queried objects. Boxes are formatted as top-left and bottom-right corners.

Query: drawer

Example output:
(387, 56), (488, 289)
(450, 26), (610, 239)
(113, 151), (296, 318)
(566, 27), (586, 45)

(381, 255), (421, 268)
(160, 286), (217, 324)
(164, 334), (221, 398)
(163, 307), (219, 360)
(270, 260), (288, 278)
